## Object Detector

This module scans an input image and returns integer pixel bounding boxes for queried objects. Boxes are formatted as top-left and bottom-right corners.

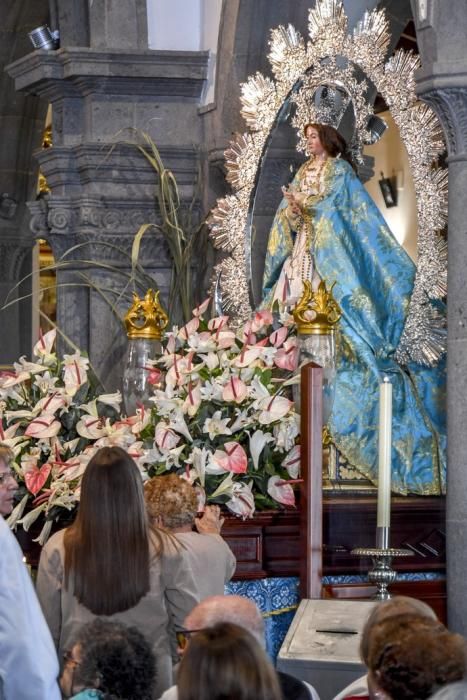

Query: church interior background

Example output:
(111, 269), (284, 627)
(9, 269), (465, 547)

(1, 0), (467, 667)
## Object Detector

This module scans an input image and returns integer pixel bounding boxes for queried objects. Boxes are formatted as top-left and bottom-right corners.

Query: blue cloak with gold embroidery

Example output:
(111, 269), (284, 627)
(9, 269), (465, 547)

(262, 157), (445, 495)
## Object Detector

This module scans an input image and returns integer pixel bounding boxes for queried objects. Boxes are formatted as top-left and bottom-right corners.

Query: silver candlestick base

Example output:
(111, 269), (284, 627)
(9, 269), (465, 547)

(351, 547), (413, 600)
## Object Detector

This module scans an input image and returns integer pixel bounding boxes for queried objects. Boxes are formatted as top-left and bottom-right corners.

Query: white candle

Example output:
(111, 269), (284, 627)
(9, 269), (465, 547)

(377, 376), (392, 528)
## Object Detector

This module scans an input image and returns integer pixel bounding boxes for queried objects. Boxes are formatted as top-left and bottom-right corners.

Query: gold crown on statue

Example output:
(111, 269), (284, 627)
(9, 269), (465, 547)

(293, 280), (341, 335)
(124, 289), (168, 340)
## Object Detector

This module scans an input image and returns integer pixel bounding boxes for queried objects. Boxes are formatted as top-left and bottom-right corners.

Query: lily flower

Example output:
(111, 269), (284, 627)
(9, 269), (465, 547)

(97, 391), (122, 412)
(248, 430), (274, 470)
(203, 411), (232, 440)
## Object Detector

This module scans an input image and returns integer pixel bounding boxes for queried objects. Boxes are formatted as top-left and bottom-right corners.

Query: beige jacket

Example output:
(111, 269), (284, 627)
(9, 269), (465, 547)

(36, 528), (199, 697)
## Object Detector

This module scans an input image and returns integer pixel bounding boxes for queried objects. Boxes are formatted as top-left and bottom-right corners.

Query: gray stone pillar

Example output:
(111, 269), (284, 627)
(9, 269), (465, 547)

(412, 0), (467, 635)
(7, 24), (208, 390)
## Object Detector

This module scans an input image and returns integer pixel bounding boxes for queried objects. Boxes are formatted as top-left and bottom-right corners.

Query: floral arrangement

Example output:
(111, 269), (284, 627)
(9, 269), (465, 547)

(144, 301), (301, 517)
(0, 304), (302, 543)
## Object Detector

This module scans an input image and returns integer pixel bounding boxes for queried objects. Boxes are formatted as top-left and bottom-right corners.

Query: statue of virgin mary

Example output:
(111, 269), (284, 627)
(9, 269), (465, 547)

(262, 122), (446, 496)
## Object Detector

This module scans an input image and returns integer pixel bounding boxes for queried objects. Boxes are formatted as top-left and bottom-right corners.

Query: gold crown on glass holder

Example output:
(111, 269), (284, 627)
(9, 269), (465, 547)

(124, 289), (169, 340)
(293, 280), (341, 335)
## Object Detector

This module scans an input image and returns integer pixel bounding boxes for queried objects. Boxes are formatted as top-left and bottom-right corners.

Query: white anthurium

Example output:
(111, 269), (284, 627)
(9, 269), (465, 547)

(76, 415), (107, 439)
(0, 371), (31, 389)
(209, 472), (235, 499)
(192, 297), (211, 317)
(273, 413), (300, 451)
(178, 317), (200, 342)
(182, 382), (202, 417)
(63, 352), (90, 396)
(25, 414), (62, 439)
(282, 444), (301, 479)
(226, 481), (255, 518)
(33, 328), (57, 361)
(129, 406), (152, 434)
(97, 391), (122, 412)
(35, 392), (70, 416)
(248, 429), (275, 470)
(58, 456), (88, 482)
(157, 351), (182, 370)
(232, 346), (262, 369)
(168, 410), (193, 443)
(257, 395), (293, 425)
(155, 421), (181, 450)
(207, 315), (229, 331)
(267, 475), (296, 507)
(33, 371), (59, 394)
(0, 422), (20, 439)
(215, 330), (237, 350)
(203, 411), (232, 440)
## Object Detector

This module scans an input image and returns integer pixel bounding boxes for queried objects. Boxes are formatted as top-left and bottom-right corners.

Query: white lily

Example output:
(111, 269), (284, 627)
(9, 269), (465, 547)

(168, 409), (193, 443)
(226, 481), (255, 518)
(273, 413), (300, 451)
(248, 429), (275, 470)
(209, 472), (234, 499)
(97, 391), (122, 412)
(203, 410), (232, 440)
(185, 446), (210, 486)
(282, 445), (301, 478)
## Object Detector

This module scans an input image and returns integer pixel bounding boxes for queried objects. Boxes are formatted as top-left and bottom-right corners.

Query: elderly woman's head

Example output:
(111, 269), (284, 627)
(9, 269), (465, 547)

(144, 474), (198, 531)
(367, 614), (466, 700)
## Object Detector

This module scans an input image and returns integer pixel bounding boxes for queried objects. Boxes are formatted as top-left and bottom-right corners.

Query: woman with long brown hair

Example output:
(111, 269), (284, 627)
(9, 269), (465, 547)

(36, 446), (199, 697)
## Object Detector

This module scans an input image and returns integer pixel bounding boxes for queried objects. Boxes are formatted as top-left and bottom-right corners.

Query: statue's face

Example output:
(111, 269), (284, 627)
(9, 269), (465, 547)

(305, 126), (326, 158)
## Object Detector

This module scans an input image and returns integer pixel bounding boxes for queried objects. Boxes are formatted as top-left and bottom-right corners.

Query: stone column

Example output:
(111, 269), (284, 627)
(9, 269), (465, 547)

(7, 4), (208, 390)
(412, 0), (467, 635)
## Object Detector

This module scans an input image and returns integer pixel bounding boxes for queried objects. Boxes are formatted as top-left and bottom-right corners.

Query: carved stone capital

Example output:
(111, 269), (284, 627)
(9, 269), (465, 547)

(416, 67), (467, 158)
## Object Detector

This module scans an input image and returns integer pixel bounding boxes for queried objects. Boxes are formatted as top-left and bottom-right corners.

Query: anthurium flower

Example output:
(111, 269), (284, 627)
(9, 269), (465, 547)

(0, 370), (31, 389)
(207, 315), (229, 331)
(63, 352), (90, 396)
(155, 421), (181, 450)
(270, 326), (289, 348)
(282, 445), (301, 478)
(76, 415), (107, 439)
(182, 381), (202, 417)
(24, 463), (52, 496)
(215, 330), (237, 350)
(267, 475), (296, 506)
(25, 414), (61, 439)
(248, 429), (274, 470)
(179, 317), (200, 341)
(257, 395), (293, 424)
(232, 346), (262, 368)
(274, 338), (299, 371)
(222, 377), (248, 404)
(33, 328), (56, 362)
(251, 310), (273, 332)
(203, 410), (232, 440)
(35, 392), (70, 415)
(215, 441), (248, 474)
(226, 481), (255, 518)
(192, 298), (211, 317)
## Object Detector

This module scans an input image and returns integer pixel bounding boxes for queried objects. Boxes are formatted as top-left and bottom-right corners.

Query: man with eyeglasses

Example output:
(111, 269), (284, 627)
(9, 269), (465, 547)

(158, 595), (320, 700)
(0, 445), (61, 699)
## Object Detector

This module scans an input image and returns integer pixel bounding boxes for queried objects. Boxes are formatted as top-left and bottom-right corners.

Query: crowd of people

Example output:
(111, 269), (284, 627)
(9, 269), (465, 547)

(1, 445), (466, 700)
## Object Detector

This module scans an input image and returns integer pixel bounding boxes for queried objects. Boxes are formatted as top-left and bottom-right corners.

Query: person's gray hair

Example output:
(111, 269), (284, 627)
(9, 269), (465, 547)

(0, 445), (14, 468)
